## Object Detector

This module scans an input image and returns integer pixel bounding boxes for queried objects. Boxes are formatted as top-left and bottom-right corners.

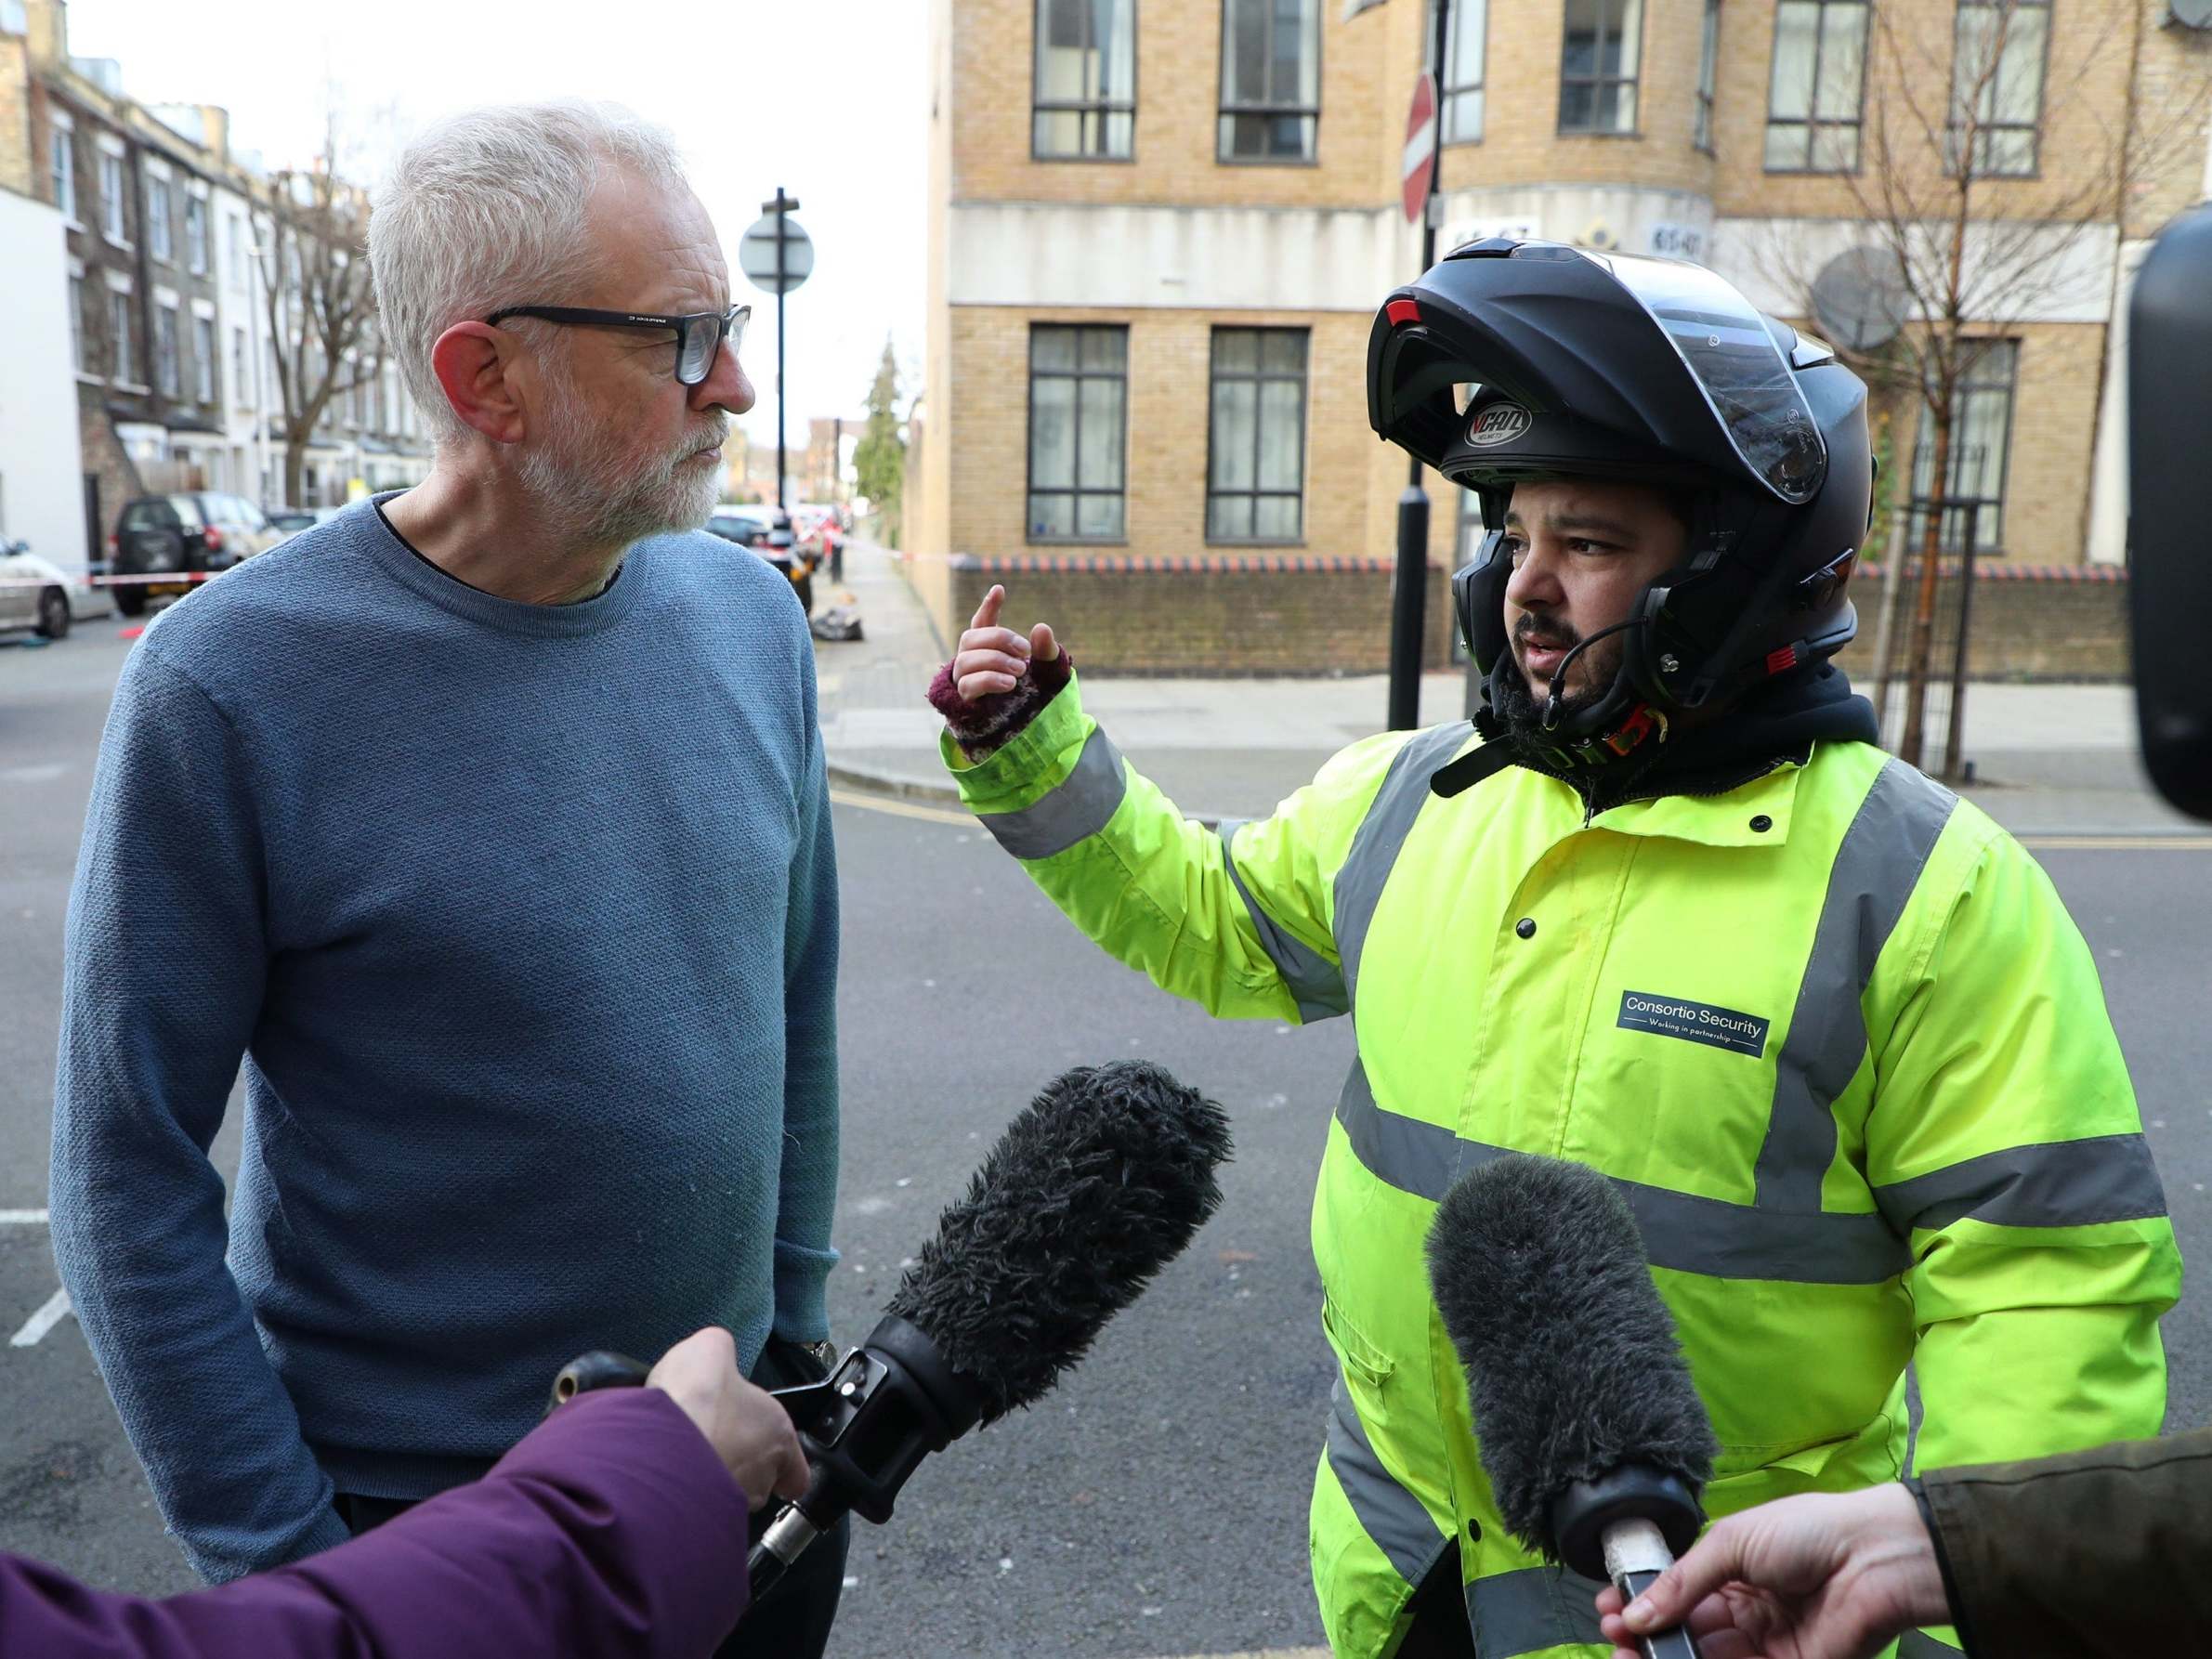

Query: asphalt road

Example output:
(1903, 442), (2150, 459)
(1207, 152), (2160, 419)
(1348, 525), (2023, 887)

(4, 623), (2211, 1658)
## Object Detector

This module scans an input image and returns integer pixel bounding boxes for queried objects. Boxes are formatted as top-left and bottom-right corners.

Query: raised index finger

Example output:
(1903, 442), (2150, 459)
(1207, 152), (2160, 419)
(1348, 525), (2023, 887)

(969, 584), (1006, 634)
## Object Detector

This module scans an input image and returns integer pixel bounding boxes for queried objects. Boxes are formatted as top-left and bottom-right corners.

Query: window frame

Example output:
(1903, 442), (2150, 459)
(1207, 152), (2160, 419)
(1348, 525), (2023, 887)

(1430, 0), (1490, 144)
(1218, 0), (1325, 165)
(1024, 323), (1130, 545)
(107, 288), (134, 385)
(154, 302), (181, 398)
(50, 126), (76, 222)
(1204, 326), (1311, 545)
(1945, 0), (2053, 178)
(98, 150), (126, 242)
(1762, 0), (1872, 174)
(1030, 0), (1139, 163)
(147, 175), (173, 263)
(193, 313), (216, 404)
(1557, 0), (1646, 137)
(185, 192), (209, 275)
(1909, 339), (2021, 555)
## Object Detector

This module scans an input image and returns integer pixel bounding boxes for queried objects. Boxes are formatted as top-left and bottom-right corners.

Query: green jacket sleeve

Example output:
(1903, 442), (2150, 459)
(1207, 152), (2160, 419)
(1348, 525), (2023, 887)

(1864, 816), (2184, 1652)
(943, 673), (1412, 1025)
(1920, 1427), (2212, 1658)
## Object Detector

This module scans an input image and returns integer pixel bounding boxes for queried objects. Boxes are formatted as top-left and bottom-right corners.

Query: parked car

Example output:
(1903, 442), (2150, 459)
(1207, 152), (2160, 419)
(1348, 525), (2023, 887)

(266, 507), (318, 538)
(706, 504), (817, 614)
(0, 537), (108, 640)
(106, 493), (283, 617)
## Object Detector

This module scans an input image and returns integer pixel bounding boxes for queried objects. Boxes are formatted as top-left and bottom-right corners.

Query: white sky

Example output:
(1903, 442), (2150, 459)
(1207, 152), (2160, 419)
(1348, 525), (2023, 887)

(65, 0), (930, 450)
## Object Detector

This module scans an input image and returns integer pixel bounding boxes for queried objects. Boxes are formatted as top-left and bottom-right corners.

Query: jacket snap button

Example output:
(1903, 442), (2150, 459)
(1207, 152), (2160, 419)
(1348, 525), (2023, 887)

(1515, 918), (1537, 939)
(1749, 815), (1774, 833)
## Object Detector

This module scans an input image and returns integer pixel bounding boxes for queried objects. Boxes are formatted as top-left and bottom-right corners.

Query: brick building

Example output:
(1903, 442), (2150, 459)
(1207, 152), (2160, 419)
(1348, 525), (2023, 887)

(0, 0), (429, 569)
(912, 0), (2212, 674)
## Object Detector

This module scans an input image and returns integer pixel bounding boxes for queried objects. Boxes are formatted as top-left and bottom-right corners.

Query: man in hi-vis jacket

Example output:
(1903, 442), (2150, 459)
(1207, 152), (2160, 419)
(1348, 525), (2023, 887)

(924, 243), (2179, 1659)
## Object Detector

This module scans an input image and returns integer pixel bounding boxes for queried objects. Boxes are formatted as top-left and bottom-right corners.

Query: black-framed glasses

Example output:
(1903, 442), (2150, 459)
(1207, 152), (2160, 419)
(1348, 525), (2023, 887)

(483, 303), (750, 386)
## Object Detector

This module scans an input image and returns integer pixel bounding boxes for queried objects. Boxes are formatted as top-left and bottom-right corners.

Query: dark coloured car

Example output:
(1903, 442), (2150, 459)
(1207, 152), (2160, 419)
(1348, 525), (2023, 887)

(107, 493), (281, 617)
(706, 505), (816, 614)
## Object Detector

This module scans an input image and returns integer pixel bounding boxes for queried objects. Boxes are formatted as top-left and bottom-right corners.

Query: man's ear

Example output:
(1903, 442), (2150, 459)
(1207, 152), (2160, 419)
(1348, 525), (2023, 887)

(429, 321), (527, 445)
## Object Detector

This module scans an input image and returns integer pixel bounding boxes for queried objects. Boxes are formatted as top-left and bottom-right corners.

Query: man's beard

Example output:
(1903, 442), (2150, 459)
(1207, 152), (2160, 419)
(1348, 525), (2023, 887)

(1494, 621), (1625, 742)
(517, 348), (726, 549)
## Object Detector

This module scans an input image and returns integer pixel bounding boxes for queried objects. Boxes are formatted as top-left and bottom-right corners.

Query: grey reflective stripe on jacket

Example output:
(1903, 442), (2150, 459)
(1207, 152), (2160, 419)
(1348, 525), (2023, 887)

(1333, 1059), (1913, 1284)
(1219, 819), (1349, 1022)
(1464, 1565), (1608, 1658)
(975, 727), (1129, 859)
(1332, 723), (1472, 1012)
(1323, 1370), (1449, 1590)
(1754, 758), (1958, 1209)
(1873, 1133), (2167, 1236)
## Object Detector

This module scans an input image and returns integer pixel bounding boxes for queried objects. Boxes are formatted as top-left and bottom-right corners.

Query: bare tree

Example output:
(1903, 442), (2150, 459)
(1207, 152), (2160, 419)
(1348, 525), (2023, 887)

(255, 113), (383, 508)
(1756, 0), (2205, 770)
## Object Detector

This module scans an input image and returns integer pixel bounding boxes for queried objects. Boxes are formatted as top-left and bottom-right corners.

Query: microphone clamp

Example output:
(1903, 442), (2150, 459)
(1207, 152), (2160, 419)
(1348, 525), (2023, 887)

(1547, 1460), (1703, 1585)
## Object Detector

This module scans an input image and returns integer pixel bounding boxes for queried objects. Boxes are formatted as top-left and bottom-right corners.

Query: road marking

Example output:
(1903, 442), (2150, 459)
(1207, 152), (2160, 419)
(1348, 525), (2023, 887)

(2020, 835), (2212, 852)
(0, 1208), (49, 1225)
(1143, 1650), (1329, 1659)
(828, 787), (972, 827)
(9, 1287), (72, 1348)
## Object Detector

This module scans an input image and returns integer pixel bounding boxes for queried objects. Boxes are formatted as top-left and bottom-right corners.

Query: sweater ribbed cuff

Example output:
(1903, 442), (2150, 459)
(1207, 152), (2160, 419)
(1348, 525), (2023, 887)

(926, 651), (1073, 760)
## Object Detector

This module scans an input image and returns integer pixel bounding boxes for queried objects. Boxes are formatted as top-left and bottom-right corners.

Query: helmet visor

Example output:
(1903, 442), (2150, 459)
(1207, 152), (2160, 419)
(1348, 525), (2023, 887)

(1543, 246), (1828, 503)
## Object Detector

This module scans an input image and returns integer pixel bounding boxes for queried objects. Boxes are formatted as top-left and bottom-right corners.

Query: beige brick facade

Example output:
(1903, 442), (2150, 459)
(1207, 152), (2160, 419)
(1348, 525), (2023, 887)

(922, 0), (2211, 673)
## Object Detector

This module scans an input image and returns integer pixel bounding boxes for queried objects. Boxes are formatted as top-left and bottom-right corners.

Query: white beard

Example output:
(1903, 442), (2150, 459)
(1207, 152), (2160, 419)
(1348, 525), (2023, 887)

(517, 347), (726, 549)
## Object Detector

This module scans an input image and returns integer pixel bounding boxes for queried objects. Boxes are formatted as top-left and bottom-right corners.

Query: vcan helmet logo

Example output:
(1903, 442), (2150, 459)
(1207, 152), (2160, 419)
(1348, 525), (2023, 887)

(1467, 402), (1532, 447)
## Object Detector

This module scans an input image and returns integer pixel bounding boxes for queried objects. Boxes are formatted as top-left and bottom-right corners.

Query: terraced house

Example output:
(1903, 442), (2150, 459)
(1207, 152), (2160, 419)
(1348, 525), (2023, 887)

(910, 0), (2211, 679)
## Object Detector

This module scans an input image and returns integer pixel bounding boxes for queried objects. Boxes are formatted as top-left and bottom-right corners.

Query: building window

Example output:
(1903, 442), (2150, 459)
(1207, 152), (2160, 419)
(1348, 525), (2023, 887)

(1910, 341), (2019, 554)
(1949, 0), (2048, 176)
(228, 213), (246, 287)
(194, 315), (216, 403)
(1032, 0), (1135, 160)
(1559, 0), (1643, 134)
(108, 290), (132, 383)
(69, 277), (86, 372)
(99, 152), (125, 241)
(155, 304), (180, 397)
(1206, 328), (1308, 542)
(51, 129), (75, 219)
(1220, 0), (1321, 162)
(1764, 0), (1869, 170)
(1695, 0), (1721, 151)
(1027, 324), (1127, 541)
(232, 325), (249, 406)
(148, 176), (173, 262)
(186, 195), (209, 274)
(1426, 0), (1488, 142)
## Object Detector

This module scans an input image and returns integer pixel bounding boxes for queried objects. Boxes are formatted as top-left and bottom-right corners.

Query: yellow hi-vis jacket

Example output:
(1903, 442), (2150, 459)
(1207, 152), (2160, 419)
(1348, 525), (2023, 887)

(946, 677), (2181, 1659)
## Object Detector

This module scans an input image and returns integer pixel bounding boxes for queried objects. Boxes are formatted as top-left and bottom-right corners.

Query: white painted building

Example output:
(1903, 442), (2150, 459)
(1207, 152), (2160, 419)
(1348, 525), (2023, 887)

(0, 187), (89, 570)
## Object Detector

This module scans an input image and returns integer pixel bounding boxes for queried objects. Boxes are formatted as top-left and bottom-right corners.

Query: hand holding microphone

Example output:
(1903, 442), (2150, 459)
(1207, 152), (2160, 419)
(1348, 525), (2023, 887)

(1426, 1154), (1719, 1659)
(1593, 1483), (1947, 1659)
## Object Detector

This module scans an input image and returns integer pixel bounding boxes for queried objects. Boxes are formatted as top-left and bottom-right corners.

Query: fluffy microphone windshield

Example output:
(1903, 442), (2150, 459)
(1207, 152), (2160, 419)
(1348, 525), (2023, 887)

(1425, 1155), (1716, 1561)
(884, 1061), (1232, 1426)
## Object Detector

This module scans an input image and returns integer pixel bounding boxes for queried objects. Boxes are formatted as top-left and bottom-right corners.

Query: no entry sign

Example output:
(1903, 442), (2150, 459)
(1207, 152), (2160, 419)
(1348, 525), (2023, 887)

(1403, 73), (1438, 227)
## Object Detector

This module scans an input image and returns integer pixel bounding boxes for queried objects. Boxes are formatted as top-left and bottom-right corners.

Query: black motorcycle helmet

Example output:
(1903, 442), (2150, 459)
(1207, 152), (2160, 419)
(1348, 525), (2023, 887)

(1368, 239), (1872, 764)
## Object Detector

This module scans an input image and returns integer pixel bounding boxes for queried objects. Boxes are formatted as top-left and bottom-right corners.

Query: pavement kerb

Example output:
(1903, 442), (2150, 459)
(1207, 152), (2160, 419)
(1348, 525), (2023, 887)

(826, 759), (965, 809)
(825, 756), (1238, 832)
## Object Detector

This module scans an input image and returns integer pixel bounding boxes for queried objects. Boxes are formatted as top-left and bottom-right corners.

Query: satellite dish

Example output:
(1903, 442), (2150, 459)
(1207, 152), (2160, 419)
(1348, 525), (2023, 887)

(1811, 246), (1912, 353)
(2169, 0), (2212, 30)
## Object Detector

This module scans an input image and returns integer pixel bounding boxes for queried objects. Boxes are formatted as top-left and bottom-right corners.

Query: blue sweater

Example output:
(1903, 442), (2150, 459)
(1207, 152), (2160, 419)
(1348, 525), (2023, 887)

(50, 500), (839, 1583)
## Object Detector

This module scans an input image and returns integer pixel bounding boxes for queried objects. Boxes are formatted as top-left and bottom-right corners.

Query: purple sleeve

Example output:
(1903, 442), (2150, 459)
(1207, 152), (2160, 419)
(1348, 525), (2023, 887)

(0, 1389), (752, 1659)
